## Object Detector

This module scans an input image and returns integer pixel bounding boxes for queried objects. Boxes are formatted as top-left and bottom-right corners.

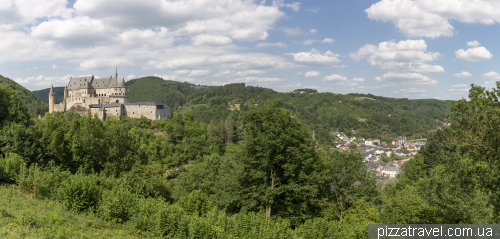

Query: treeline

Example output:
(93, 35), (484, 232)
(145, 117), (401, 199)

(123, 77), (450, 145)
(1, 82), (500, 238)
(0, 75), (49, 118)
(28, 76), (452, 146)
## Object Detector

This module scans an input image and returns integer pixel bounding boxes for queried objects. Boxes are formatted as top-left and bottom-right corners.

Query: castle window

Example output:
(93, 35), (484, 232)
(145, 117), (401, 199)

(83, 99), (85, 103)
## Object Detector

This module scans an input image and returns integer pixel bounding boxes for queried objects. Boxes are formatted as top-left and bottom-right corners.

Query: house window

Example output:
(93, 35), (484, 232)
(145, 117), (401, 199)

(116, 100), (119, 103)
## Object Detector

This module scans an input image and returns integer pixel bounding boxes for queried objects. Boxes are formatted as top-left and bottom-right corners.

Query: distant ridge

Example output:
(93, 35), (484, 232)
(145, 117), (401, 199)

(33, 87), (65, 104)
(0, 75), (39, 104)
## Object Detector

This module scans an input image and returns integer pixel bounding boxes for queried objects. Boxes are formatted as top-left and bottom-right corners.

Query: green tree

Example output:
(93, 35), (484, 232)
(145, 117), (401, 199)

(239, 100), (321, 222)
(224, 116), (235, 145)
(0, 84), (31, 129)
(320, 150), (377, 221)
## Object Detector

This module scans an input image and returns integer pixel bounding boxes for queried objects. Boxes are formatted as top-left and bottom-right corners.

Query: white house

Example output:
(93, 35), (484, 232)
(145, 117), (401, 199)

(365, 138), (373, 145)
(382, 163), (402, 178)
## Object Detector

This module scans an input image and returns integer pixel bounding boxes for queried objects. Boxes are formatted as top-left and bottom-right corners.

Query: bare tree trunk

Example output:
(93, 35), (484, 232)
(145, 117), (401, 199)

(266, 167), (275, 218)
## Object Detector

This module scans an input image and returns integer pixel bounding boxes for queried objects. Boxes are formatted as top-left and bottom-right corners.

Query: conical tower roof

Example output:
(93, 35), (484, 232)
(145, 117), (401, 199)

(49, 84), (54, 94)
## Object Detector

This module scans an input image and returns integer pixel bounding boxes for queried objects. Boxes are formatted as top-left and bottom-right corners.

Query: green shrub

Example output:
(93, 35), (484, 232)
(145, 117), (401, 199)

(116, 172), (158, 198)
(57, 173), (102, 213)
(178, 190), (212, 217)
(130, 197), (168, 231)
(155, 204), (188, 237)
(17, 164), (71, 199)
(98, 187), (138, 223)
(0, 153), (24, 183)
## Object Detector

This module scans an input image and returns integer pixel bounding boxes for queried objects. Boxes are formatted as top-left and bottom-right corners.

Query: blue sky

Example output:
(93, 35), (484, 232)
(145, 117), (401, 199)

(1, 0), (499, 100)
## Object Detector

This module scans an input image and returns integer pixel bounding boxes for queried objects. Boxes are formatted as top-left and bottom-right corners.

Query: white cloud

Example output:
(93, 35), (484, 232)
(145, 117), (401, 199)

(332, 65), (348, 68)
(212, 70), (232, 77)
(310, 29), (317, 34)
(303, 38), (335, 45)
(484, 81), (498, 88)
(75, 0), (284, 41)
(79, 58), (135, 71)
(14, 74), (75, 90)
(0, 0), (72, 30)
(350, 82), (358, 86)
(283, 27), (302, 36)
(291, 49), (341, 66)
(212, 69), (266, 77)
(305, 71), (319, 78)
(188, 70), (211, 76)
(453, 71), (472, 78)
(449, 88), (469, 93)
(155, 74), (179, 80)
(235, 70), (266, 76)
(286, 2), (301, 12)
(322, 38), (334, 43)
(174, 70), (190, 75)
(350, 39), (443, 73)
(233, 76), (283, 83)
(365, 0), (500, 38)
(455, 46), (493, 62)
(303, 40), (316, 45)
(146, 52), (295, 70)
(482, 71), (500, 80)
(192, 34), (232, 46)
(306, 7), (320, 12)
(353, 78), (365, 82)
(452, 84), (468, 88)
(374, 72), (437, 85)
(256, 42), (287, 47)
(467, 41), (480, 47)
(400, 88), (426, 93)
(126, 75), (135, 80)
(323, 74), (347, 82)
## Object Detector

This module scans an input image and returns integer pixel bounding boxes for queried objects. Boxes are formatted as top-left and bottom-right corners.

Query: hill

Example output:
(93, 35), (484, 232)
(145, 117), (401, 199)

(32, 76), (452, 145)
(124, 77), (451, 144)
(0, 75), (39, 105)
(32, 86), (65, 104)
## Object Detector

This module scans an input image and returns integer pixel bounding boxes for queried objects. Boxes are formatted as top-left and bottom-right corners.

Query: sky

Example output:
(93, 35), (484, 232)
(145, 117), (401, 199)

(1, 0), (499, 100)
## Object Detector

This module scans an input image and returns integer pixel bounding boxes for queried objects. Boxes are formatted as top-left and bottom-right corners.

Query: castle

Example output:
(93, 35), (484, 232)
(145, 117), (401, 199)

(49, 70), (171, 121)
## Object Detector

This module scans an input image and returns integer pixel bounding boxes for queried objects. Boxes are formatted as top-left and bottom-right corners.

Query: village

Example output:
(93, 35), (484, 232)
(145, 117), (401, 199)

(331, 131), (427, 183)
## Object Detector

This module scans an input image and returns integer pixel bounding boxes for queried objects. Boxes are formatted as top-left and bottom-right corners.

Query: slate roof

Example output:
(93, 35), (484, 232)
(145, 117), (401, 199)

(92, 77), (114, 89)
(98, 104), (123, 111)
(67, 76), (94, 90)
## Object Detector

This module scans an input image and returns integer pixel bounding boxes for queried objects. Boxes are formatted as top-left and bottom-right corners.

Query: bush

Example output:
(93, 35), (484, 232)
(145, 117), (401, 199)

(178, 190), (212, 217)
(130, 197), (168, 231)
(57, 173), (102, 213)
(98, 187), (138, 223)
(18, 164), (71, 199)
(0, 152), (24, 183)
(116, 172), (158, 198)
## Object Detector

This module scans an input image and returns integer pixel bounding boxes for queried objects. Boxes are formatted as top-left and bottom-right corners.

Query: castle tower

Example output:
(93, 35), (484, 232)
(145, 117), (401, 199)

(49, 84), (55, 113)
(63, 85), (68, 111)
(115, 66), (118, 78)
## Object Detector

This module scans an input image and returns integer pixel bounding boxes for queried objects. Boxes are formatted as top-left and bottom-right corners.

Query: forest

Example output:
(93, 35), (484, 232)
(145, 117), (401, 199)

(1, 78), (499, 238)
(33, 76), (452, 147)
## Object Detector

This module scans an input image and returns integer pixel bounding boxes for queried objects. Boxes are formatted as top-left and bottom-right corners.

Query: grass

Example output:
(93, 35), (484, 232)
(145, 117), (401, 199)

(0, 185), (144, 239)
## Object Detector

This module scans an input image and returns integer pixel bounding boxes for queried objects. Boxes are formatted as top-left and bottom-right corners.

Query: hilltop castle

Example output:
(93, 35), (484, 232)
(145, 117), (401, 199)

(49, 69), (171, 120)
